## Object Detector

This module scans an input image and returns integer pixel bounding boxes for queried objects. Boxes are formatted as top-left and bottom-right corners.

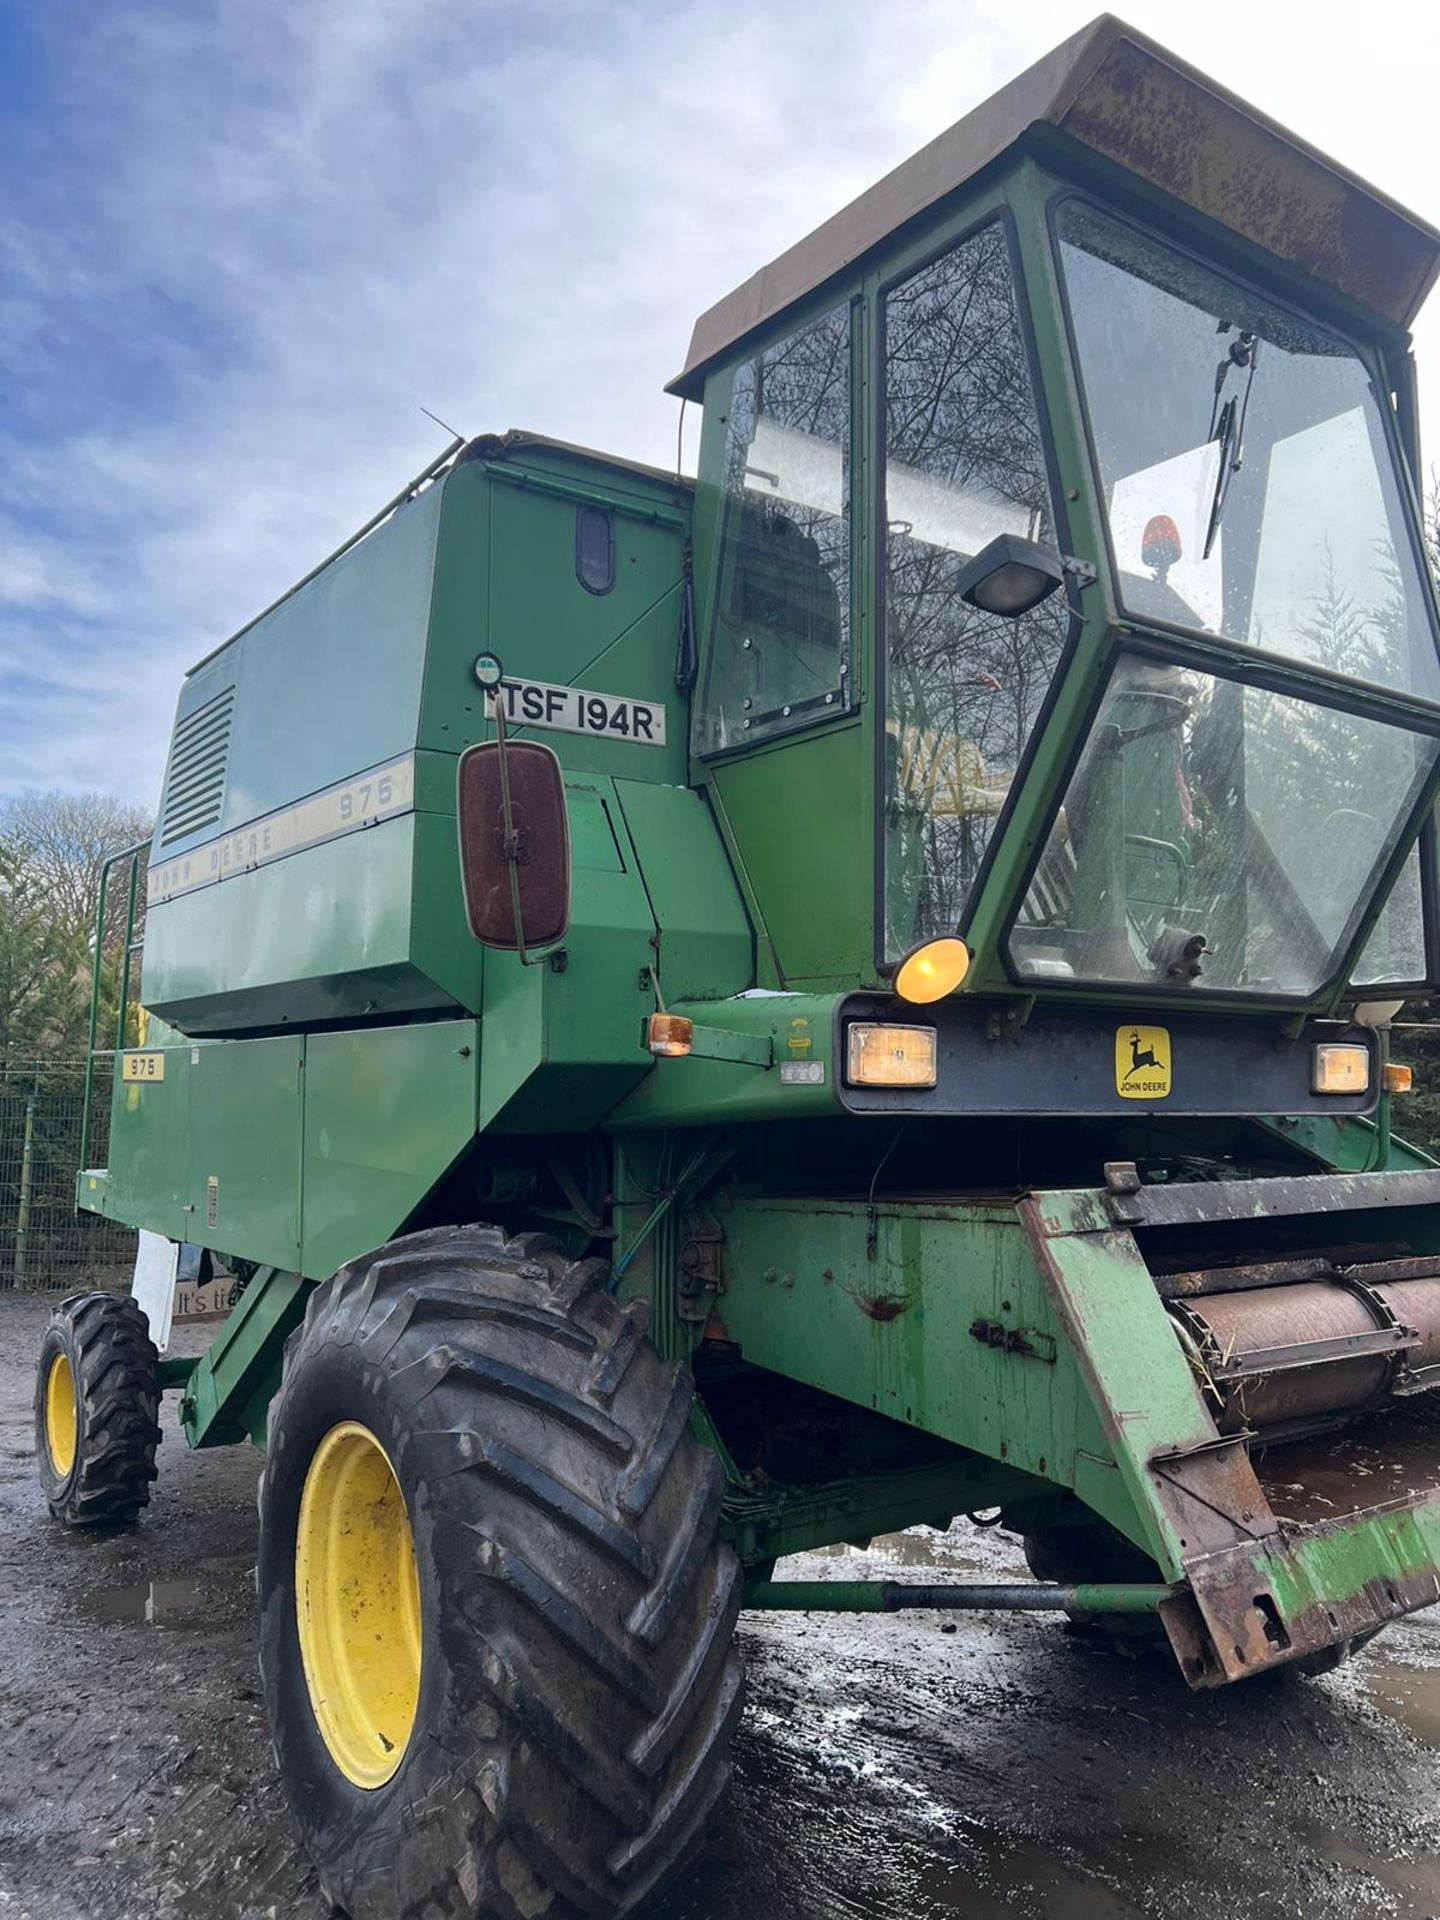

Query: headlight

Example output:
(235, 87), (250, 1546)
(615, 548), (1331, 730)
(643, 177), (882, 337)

(1312, 1043), (1370, 1094)
(845, 1024), (938, 1089)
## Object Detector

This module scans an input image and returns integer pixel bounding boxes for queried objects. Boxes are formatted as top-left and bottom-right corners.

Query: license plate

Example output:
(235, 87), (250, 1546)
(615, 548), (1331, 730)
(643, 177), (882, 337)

(485, 675), (667, 746)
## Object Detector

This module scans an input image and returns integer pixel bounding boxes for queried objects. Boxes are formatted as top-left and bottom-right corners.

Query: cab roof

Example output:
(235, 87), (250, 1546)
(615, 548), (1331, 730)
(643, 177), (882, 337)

(668, 13), (1440, 400)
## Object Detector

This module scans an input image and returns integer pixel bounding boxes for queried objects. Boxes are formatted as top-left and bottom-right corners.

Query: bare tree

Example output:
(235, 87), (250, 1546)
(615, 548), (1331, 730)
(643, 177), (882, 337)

(0, 791), (152, 1064)
(0, 791), (151, 943)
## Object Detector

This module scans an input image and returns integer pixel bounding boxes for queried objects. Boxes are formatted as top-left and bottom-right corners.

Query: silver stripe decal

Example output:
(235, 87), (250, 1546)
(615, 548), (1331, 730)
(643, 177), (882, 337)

(147, 753), (416, 905)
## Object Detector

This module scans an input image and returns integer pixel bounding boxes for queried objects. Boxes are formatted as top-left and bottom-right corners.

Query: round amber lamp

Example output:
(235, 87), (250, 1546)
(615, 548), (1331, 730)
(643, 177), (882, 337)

(893, 937), (971, 1005)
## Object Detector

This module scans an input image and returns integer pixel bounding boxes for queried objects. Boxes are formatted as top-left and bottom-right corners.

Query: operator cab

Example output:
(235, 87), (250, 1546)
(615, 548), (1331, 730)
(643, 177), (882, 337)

(675, 14), (1440, 1016)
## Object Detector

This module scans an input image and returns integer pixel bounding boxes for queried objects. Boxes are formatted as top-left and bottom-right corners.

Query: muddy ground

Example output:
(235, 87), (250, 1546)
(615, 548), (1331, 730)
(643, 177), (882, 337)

(4, 1292), (1440, 1920)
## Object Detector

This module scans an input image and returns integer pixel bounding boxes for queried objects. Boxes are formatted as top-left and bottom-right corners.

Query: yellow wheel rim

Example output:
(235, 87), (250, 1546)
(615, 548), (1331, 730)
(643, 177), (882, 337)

(45, 1353), (77, 1478)
(295, 1422), (421, 1788)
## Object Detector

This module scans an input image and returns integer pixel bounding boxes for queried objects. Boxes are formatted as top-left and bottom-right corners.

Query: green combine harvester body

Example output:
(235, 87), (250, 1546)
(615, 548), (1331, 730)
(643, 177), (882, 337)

(41, 15), (1440, 1915)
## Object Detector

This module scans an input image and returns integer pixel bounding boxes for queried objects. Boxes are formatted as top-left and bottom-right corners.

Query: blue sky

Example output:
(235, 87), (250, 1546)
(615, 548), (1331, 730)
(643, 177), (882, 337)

(3, 0), (1439, 811)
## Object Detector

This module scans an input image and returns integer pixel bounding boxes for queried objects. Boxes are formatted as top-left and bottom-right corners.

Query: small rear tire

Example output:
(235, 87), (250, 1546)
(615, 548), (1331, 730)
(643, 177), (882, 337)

(34, 1293), (162, 1526)
(258, 1225), (743, 1920)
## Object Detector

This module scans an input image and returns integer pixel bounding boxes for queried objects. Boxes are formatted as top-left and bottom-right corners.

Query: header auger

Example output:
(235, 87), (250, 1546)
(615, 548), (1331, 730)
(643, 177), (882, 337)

(38, 16), (1440, 1918)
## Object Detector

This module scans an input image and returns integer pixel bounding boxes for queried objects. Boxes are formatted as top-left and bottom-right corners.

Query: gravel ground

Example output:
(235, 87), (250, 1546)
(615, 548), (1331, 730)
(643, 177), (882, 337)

(4, 1289), (1440, 1920)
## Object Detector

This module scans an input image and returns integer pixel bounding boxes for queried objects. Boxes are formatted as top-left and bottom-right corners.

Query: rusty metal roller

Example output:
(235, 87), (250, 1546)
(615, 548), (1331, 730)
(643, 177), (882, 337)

(1168, 1276), (1440, 1429)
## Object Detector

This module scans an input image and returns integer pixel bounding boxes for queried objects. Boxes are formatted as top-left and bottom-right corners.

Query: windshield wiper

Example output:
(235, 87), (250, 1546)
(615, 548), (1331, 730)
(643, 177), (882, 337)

(1202, 326), (1259, 560)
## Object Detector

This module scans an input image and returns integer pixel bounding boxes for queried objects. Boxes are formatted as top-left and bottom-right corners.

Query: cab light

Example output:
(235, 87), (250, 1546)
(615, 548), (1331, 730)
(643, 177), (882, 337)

(1312, 1043), (1370, 1095)
(893, 936), (971, 1005)
(647, 1013), (693, 1058)
(1384, 1061), (1414, 1095)
(846, 1024), (938, 1089)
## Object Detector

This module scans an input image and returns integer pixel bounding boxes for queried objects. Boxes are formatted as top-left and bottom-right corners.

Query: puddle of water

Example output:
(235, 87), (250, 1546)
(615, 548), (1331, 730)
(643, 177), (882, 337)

(865, 1528), (985, 1571)
(82, 1579), (207, 1627)
(919, 1830), (1147, 1919)
(1299, 1818), (1440, 1920)
(1358, 1651), (1440, 1748)
(804, 1522), (1024, 1579)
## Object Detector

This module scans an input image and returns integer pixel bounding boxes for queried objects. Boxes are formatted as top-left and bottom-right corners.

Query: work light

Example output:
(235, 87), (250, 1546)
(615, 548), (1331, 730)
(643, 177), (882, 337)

(1311, 1044), (1370, 1094)
(955, 534), (1065, 617)
(846, 1024), (939, 1089)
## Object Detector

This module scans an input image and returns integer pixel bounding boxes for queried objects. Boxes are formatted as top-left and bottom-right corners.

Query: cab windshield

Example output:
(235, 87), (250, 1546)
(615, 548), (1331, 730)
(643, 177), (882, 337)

(1001, 203), (1440, 997)
(1007, 655), (1437, 995)
(1055, 200), (1440, 698)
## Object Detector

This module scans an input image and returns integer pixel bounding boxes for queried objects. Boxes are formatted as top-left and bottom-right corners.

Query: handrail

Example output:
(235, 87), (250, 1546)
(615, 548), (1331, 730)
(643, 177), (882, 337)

(79, 838), (150, 1179)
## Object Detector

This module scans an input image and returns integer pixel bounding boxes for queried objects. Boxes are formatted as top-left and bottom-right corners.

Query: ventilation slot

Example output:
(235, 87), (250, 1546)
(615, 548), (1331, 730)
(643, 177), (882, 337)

(159, 687), (234, 846)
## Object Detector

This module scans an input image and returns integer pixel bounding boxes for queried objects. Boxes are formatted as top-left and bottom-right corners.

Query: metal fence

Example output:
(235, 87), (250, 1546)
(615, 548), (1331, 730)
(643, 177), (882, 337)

(0, 1060), (135, 1291)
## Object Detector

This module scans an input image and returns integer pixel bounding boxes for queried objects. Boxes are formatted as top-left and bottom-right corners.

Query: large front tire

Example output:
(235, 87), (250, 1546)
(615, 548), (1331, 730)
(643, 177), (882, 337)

(258, 1226), (743, 1920)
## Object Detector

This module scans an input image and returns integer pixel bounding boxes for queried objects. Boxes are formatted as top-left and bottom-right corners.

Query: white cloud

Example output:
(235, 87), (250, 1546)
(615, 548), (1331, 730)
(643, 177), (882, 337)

(2, 0), (1438, 808)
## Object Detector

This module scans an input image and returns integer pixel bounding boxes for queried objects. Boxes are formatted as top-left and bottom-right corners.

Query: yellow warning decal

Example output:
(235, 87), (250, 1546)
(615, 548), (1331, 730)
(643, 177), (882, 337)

(1115, 1025), (1170, 1100)
(121, 1051), (165, 1083)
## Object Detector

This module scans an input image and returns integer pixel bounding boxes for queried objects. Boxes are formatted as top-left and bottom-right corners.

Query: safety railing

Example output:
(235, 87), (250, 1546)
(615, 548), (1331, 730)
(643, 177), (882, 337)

(78, 840), (150, 1182)
(0, 1062), (137, 1288)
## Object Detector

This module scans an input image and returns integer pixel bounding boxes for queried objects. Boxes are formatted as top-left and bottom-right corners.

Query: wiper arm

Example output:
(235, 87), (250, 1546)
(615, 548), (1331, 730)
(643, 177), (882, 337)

(1203, 327), (1259, 560)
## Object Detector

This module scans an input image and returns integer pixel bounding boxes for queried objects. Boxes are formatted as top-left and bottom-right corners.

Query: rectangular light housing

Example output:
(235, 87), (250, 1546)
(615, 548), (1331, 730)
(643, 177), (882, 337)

(846, 1023), (938, 1089)
(1312, 1043), (1370, 1095)
(647, 1013), (693, 1058)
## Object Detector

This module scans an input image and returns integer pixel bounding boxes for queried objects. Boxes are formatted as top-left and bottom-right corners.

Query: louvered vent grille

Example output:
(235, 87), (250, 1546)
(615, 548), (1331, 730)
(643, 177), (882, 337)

(158, 687), (235, 846)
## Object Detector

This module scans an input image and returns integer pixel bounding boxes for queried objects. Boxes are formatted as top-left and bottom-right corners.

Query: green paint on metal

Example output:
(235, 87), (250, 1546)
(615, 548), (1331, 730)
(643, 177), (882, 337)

(705, 722), (872, 990)
(683, 1024), (772, 1067)
(300, 1020), (480, 1279)
(1258, 1111), (1438, 1173)
(720, 1456), (1042, 1567)
(92, 1019), (481, 1284)
(610, 993), (837, 1129)
(180, 1266), (313, 1449)
(1263, 1497), (1440, 1619)
(689, 1191), (1147, 1545)
(611, 780), (752, 1003)
(1022, 1193), (1221, 1574)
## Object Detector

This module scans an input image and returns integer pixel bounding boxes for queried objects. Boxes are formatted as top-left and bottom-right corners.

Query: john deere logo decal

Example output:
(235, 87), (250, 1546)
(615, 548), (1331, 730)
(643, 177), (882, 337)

(1116, 1025), (1170, 1100)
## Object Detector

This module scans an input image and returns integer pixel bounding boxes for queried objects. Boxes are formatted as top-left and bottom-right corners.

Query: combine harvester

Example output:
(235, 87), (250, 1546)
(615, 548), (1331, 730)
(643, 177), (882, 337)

(34, 16), (1440, 1917)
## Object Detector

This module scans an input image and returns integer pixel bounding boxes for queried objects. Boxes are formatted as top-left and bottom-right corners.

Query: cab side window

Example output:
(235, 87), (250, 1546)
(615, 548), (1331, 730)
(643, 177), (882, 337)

(695, 303), (851, 753)
(882, 222), (1063, 954)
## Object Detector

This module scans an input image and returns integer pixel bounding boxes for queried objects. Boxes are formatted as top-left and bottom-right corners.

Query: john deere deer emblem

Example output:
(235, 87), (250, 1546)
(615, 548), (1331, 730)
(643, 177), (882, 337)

(1115, 1025), (1171, 1100)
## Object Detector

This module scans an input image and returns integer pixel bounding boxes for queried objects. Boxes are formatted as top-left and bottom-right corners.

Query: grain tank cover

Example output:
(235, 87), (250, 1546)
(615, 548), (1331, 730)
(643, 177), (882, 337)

(669, 13), (1440, 400)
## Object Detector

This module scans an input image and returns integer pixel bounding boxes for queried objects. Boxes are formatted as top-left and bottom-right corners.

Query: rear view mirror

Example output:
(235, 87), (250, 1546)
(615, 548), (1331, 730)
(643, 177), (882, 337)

(457, 741), (571, 952)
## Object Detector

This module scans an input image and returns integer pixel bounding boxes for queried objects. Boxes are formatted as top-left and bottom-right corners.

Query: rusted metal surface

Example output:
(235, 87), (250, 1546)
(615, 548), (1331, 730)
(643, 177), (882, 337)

(1166, 1272), (1440, 1429)
(1112, 1168), (1440, 1231)
(1018, 1194), (1278, 1572)
(969, 1317), (1057, 1363)
(669, 16), (1440, 399)
(1381, 1277), (1440, 1375)
(854, 1294), (909, 1323)
(1026, 1173), (1440, 1690)
(1185, 1517), (1440, 1687)
(1057, 32), (1439, 327)
(1157, 1251), (1440, 1298)
(1173, 1281), (1403, 1427)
